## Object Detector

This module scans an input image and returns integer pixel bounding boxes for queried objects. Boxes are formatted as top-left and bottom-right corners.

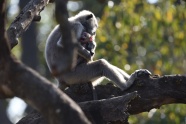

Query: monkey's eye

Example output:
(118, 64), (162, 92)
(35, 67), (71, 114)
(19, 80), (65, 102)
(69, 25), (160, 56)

(92, 32), (96, 35)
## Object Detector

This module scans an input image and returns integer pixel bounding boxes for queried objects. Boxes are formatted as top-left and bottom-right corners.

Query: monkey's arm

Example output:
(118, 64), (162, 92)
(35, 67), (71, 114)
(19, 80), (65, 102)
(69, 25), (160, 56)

(53, 23), (91, 61)
(71, 22), (93, 61)
(57, 38), (92, 61)
(79, 32), (96, 60)
(77, 44), (92, 61)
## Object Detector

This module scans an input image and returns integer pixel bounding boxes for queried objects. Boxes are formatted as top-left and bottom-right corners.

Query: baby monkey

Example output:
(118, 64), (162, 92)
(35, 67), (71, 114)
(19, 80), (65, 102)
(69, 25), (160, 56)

(77, 32), (95, 65)
(45, 10), (151, 95)
(80, 32), (95, 56)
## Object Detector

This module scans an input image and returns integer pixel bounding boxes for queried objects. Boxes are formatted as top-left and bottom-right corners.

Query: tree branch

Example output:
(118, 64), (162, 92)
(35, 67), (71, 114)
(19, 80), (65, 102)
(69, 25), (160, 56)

(63, 75), (186, 123)
(1, 0), (90, 123)
(17, 75), (186, 123)
(6, 59), (90, 124)
(79, 92), (138, 124)
(7, 0), (50, 48)
(127, 75), (186, 115)
(66, 75), (186, 114)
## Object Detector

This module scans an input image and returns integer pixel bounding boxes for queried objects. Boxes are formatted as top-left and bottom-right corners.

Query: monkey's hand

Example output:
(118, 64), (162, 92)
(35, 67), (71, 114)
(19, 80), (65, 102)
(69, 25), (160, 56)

(122, 69), (151, 90)
(79, 32), (95, 57)
(77, 43), (92, 61)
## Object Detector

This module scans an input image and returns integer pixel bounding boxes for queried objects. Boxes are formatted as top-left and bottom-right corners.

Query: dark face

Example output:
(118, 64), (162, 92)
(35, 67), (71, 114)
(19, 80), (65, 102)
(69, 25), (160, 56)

(82, 14), (98, 36)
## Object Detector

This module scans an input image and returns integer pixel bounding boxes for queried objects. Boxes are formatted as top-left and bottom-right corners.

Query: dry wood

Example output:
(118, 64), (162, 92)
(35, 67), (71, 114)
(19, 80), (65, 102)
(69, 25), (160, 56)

(7, 0), (50, 48)
(0, 0), (90, 123)
(17, 75), (186, 123)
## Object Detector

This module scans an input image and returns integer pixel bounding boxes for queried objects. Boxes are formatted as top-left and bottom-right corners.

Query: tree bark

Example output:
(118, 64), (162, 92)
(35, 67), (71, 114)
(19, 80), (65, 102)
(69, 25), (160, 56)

(17, 75), (186, 124)
(64, 74), (186, 123)
(0, 0), (90, 124)
(7, 0), (50, 48)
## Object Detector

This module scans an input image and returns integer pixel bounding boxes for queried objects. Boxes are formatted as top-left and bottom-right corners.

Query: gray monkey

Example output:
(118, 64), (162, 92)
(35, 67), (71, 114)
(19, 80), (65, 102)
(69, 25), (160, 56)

(45, 10), (151, 91)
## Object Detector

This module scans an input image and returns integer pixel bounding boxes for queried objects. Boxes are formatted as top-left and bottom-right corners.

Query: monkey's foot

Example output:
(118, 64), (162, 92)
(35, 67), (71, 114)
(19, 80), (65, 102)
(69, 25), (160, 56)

(135, 69), (152, 77)
(125, 69), (151, 90)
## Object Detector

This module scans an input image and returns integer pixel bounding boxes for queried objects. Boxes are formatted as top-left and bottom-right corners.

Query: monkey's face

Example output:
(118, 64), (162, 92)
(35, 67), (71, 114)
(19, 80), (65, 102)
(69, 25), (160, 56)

(82, 14), (98, 37)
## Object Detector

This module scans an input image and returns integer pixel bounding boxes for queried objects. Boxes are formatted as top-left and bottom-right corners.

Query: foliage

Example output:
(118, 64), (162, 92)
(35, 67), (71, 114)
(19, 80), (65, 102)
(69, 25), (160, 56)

(96, 0), (186, 123)
(96, 0), (186, 75)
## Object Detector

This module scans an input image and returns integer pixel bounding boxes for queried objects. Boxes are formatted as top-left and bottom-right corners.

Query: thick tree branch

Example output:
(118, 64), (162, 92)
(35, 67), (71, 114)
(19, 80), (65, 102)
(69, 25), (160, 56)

(63, 75), (186, 123)
(17, 91), (138, 124)
(66, 75), (186, 115)
(79, 92), (138, 124)
(7, 0), (50, 48)
(17, 75), (186, 123)
(127, 75), (186, 115)
(0, 56), (90, 124)
(1, 0), (90, 124)
(6, 59), (90, 124)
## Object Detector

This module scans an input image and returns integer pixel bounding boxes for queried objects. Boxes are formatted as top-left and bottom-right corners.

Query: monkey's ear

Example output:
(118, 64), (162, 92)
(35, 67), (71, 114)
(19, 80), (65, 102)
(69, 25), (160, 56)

(86, 14), (93, 20)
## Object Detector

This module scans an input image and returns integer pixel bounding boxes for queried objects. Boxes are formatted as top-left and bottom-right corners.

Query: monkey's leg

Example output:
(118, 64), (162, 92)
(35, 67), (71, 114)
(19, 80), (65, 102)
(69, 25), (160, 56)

(109, 65), (130, 80)
(109, 65), (152, 90)
(58, 59), (131, 91)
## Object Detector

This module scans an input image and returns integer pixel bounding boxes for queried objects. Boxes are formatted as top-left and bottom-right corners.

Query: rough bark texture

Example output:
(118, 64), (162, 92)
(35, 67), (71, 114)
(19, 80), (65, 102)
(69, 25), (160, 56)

(7, 0), (49, 48)
(6, 60), (90, 124)
(79, 92), (138, 124)
(17, 75), (186, 124)
(0, 0), (90, 124)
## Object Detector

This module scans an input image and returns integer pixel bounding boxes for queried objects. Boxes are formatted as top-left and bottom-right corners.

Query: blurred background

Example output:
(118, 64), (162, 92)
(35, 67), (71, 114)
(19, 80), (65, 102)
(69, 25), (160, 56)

(1, 0), (186, 123)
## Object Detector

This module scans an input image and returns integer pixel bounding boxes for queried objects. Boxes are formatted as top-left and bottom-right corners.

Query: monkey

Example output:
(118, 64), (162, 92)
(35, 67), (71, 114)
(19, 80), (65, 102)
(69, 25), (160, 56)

(46, 10), (97, 70)
(77, 32), (96, 65)
(80, 32), (95, 56)
(45, 10), (151, 93)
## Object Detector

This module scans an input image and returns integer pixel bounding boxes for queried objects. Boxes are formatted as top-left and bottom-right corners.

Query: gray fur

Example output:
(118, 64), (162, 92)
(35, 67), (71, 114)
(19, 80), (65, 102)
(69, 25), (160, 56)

(45, 10), (150, 91)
